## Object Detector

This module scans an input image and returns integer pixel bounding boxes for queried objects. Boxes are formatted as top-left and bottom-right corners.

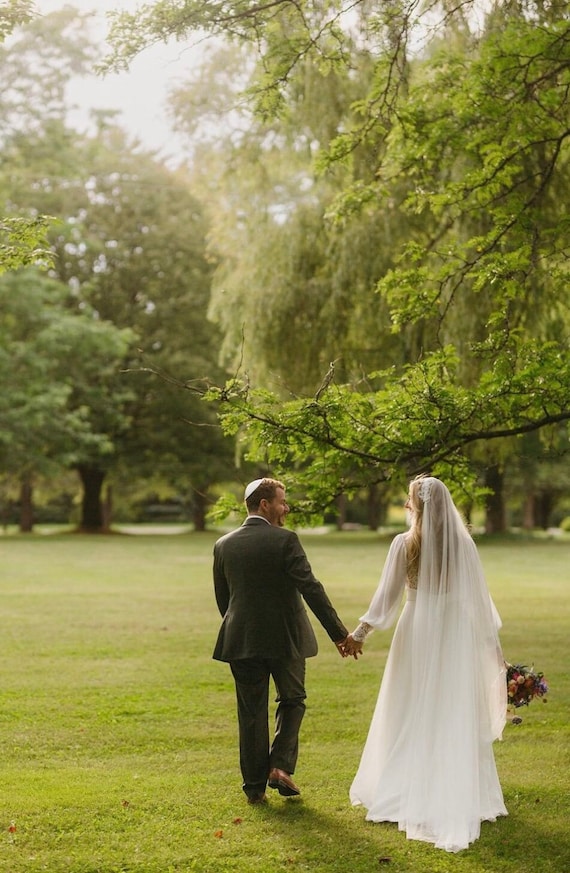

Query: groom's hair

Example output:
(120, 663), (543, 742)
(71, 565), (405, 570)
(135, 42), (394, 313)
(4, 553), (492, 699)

(245, 478), (285, 511)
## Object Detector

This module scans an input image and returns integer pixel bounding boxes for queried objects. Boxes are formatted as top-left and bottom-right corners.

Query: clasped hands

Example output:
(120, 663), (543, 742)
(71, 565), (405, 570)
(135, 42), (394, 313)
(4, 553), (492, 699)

(336, 634), (363, 660)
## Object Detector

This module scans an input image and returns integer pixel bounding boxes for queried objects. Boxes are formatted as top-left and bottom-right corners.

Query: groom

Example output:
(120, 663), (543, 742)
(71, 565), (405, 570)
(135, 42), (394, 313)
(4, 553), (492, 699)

(212, 477), (350, 804)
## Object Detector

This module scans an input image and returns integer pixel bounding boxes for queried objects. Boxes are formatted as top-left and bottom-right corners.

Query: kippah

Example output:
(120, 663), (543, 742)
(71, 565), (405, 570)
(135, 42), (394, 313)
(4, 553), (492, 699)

(244, 478), (265, 500)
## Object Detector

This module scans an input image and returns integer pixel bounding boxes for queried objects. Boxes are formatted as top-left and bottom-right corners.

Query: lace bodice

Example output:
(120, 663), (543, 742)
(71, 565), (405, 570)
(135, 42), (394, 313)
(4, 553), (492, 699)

(406, 566), (418, 589)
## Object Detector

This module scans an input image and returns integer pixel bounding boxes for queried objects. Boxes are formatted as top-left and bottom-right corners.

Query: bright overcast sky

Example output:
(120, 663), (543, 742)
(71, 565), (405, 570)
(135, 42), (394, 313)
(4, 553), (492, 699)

(33, 0), (203, 162)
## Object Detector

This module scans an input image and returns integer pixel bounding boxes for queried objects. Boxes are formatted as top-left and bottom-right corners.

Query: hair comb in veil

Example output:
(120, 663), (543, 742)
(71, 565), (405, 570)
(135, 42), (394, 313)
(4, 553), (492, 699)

(418, 478), (433, 503)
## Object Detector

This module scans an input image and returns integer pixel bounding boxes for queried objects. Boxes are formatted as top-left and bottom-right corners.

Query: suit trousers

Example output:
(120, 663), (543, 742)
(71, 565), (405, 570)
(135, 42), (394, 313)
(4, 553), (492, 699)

(229, 657), (306, 797)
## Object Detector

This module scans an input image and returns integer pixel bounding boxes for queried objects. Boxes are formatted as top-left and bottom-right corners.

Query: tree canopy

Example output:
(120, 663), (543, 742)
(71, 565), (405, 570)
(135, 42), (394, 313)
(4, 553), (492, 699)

(99, 1), (570, 519)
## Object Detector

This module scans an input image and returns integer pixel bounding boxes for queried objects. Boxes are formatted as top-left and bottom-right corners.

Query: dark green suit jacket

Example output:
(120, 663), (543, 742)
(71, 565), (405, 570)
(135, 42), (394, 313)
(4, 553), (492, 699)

(212, 517), (348, 662)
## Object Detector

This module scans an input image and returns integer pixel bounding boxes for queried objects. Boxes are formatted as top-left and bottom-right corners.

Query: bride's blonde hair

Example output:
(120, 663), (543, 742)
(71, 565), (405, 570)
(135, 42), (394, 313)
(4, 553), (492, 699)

(406, 474), (428, 583)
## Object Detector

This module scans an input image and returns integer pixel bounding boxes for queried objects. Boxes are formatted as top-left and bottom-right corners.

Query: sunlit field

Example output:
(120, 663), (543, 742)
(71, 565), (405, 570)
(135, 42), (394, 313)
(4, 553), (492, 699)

(1, 529), (568, 873)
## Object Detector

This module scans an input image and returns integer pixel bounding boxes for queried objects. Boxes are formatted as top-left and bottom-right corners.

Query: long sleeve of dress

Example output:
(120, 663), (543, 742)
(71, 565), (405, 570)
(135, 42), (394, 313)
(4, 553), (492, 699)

(358, 534), (408, 630)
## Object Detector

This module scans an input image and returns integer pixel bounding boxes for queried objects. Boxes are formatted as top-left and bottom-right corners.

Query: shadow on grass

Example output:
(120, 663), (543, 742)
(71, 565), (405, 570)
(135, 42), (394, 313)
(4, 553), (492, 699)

(244, 788), (570, 873)
(472, 792), (570, 873)
(246, 796), (398, 870)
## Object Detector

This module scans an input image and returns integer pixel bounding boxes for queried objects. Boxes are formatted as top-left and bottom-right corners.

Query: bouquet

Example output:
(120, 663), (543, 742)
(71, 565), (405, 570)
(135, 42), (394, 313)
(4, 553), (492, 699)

(506, 663), (548, 722)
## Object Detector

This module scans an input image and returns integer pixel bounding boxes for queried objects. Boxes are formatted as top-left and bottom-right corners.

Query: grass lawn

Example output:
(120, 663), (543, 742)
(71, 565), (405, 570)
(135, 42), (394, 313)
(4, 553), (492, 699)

(0, 529), (568, 873)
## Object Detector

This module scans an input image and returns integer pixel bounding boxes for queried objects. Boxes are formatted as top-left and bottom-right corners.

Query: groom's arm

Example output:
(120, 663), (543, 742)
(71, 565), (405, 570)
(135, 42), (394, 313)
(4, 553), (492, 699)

(213, 545), (230, 616)
(283, 532), (349, 643)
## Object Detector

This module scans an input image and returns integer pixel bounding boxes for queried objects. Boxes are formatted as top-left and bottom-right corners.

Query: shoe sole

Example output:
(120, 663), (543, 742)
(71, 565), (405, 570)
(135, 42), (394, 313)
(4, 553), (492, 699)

(268, 778), (300, 797)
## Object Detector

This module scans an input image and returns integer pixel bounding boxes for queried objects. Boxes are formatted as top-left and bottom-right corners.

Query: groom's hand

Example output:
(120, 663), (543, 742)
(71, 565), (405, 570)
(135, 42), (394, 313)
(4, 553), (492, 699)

(335, 637), (349, 658)
(335, 635), (362, 659)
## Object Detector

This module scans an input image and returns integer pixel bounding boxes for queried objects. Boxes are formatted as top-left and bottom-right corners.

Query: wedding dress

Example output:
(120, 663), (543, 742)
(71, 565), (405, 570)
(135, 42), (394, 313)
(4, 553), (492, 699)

(350, 478), (507, 853)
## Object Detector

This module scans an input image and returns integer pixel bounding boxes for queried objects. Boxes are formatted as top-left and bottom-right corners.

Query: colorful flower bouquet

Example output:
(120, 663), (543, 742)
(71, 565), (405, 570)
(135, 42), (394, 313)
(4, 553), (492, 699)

(506, 663), (548, 723)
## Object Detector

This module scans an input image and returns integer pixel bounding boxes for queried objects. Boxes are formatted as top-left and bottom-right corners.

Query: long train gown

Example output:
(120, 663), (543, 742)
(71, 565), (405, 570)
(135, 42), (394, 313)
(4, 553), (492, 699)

(349, 533), (507, 853)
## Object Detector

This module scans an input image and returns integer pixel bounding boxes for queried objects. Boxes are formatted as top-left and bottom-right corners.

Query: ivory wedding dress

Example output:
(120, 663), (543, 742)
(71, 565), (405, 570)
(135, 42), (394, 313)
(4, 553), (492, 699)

(350, 478), (507, 853)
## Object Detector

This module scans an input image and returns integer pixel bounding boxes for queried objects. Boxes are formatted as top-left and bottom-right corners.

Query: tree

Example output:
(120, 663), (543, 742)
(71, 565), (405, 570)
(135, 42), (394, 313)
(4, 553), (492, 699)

(0, 1), (58, 274)
(0, 269), (132, 531)
(60, 123), (235, 528)
(0, 215), (52, 276)
(98, 2), (570, 520)
(0, 1), (34, 40)
(167, 39), (407, 393)
(0, 4), (97, 139)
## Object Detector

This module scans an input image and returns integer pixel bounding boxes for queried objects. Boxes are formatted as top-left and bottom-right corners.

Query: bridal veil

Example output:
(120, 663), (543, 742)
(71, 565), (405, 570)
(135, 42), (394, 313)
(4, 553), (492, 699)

(350, 477), (507, 852)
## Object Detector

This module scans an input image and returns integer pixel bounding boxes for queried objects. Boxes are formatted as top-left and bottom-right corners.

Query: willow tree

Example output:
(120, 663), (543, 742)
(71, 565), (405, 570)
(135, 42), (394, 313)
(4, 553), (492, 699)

(103, 1), (570, 519)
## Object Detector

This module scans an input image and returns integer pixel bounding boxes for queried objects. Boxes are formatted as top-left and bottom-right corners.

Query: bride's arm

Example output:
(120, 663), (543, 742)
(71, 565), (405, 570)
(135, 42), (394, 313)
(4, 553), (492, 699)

(349, 535), (408, 649)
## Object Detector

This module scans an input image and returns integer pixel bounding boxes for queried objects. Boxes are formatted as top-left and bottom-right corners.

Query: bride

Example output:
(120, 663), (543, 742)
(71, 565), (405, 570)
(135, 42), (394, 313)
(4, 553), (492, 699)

(345, 476), (507, 853)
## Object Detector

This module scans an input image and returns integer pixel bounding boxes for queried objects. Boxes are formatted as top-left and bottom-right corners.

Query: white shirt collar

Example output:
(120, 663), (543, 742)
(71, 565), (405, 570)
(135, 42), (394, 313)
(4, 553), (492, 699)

(246, 514), (271, 525)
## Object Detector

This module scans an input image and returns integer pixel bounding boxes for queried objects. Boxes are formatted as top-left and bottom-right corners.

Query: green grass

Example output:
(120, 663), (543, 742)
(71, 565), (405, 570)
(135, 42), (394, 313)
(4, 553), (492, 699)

(0, 530), (568, 872)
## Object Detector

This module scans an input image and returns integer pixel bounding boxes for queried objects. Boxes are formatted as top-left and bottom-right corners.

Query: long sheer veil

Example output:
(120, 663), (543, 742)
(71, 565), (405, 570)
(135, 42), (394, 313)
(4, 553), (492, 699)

(402, 477), (506, 846)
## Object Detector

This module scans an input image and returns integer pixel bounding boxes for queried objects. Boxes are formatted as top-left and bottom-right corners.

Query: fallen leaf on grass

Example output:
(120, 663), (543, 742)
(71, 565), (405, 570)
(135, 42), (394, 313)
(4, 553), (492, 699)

(232, 818), (243, 825)
(378, 858), (392, 864)
(214, 829), (223, 838)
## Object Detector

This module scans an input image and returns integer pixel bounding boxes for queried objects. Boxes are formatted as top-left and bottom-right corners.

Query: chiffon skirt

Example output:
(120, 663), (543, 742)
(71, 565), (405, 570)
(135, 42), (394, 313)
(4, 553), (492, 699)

(350, 593), (507, 853)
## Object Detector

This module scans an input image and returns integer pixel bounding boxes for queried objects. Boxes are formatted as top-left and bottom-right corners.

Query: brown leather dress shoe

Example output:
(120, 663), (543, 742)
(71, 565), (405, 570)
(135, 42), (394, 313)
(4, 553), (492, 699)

(247, 792), (267, 804)
(268, 768), (301, 797)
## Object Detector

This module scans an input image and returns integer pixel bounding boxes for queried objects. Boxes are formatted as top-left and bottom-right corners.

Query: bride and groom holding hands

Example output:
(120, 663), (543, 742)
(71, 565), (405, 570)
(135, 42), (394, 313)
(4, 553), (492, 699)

(212, 476), (507, 854)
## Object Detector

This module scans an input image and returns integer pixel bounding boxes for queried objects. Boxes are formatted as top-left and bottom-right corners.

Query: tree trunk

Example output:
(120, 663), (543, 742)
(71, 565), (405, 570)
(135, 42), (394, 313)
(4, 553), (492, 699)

(367, 483), (380, 531)
(19, 474), (34, 533)
(522, 493), (536, 530)
(77, 465), (107, 532)
(535, 491), (554, 530)
(102, 484), (113, 531)
(192, 488), (208, 531)
(484, 465), (506, 534)
(367, 483), (388, 531)
(335, 494), (347, 530)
